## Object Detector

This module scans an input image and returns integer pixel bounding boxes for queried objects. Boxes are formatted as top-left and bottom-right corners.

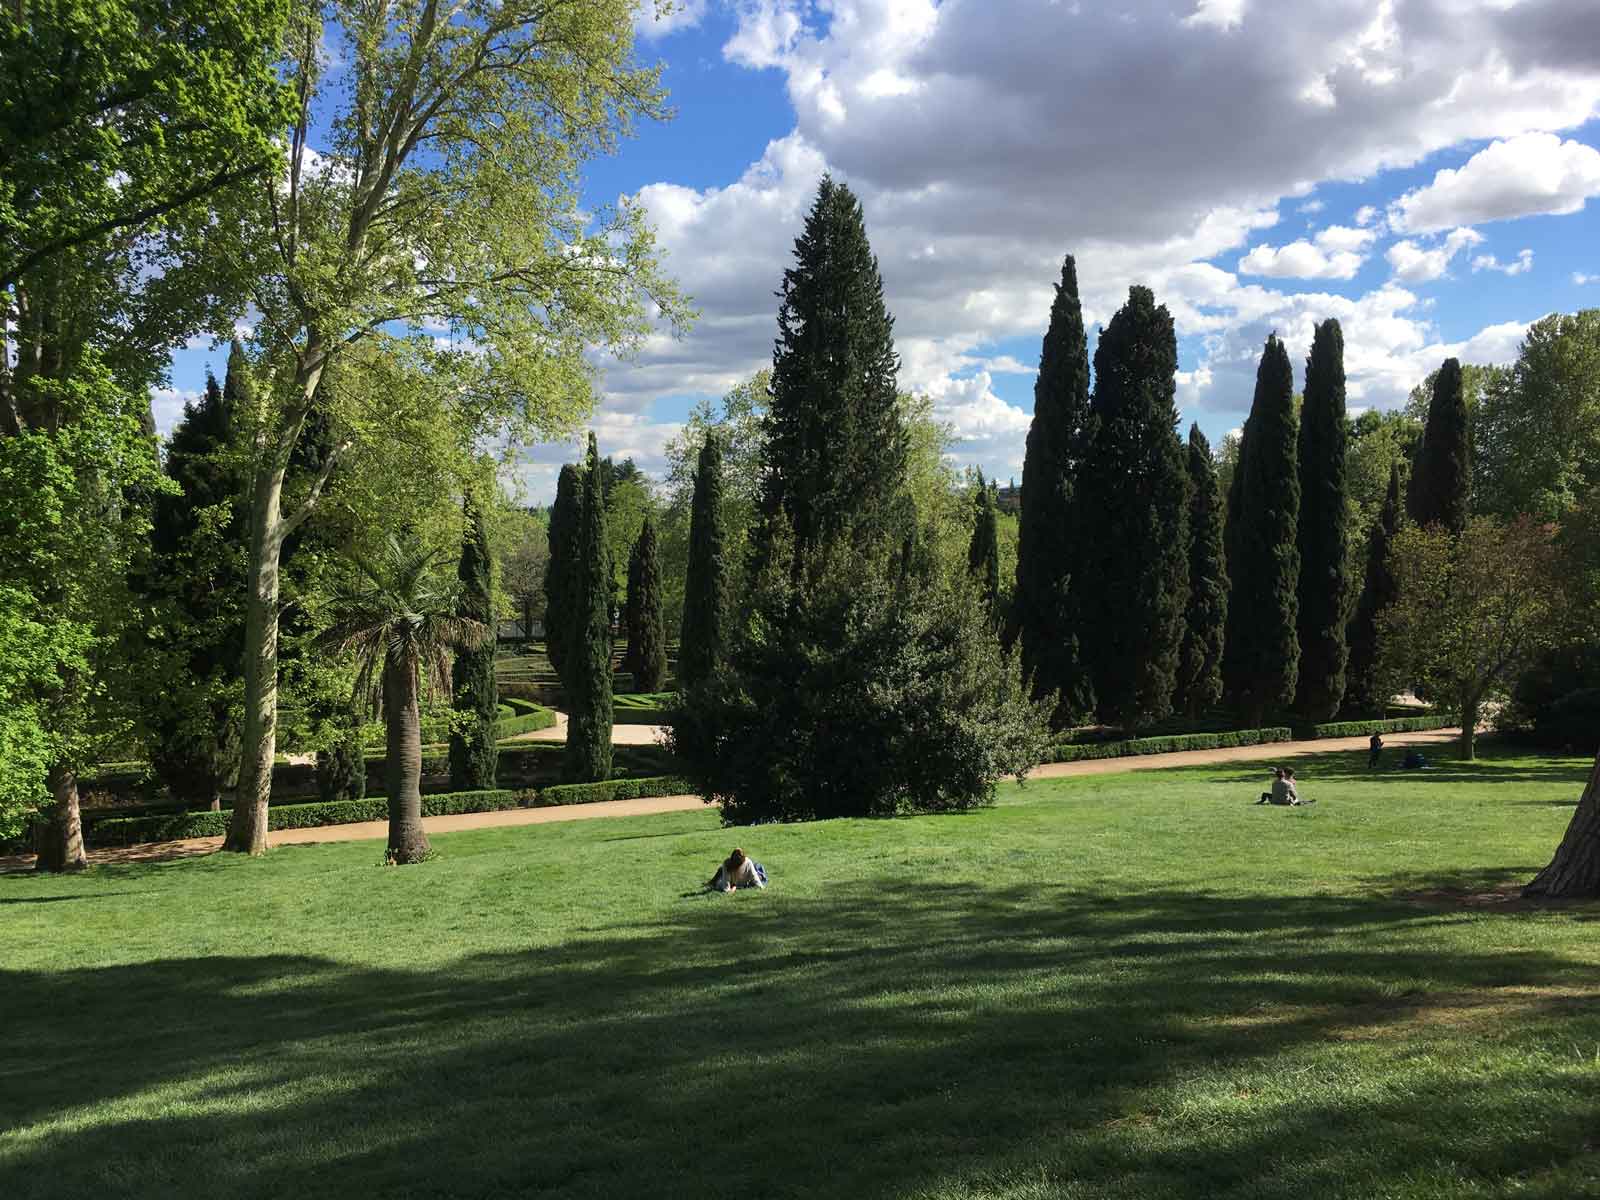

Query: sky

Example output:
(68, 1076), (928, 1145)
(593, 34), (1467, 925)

(157, 0), (1600, 503)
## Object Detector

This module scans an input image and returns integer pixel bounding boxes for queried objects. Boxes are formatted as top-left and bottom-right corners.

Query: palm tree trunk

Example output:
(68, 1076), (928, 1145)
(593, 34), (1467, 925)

(1525, 749), (1600, 899)
(383, 651), (430, 865)
(34, 762), (86, 872)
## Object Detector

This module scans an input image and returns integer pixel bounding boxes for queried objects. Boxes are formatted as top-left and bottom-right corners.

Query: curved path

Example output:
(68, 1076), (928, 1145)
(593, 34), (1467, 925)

(0, 728), (1459, 873)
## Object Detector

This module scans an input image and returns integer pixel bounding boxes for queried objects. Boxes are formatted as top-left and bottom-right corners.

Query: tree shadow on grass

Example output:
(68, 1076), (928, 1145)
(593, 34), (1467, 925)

(1209, 746), (1591, 789)
(3, 881), (1598, 1199)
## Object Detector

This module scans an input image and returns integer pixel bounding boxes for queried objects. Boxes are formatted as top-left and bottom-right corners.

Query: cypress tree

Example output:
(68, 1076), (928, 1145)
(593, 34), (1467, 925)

(565, 434), (613, 783)
(1223, 334), (1301, 726)
(1345, 461), (1403, 715)
(680, 433), (728, 689)
(543, 461), (581, 686)
(1013, 255), (1095, 721)
(449, 494), (498, 790)
(1078, 285), (1189, 730)
(623, 534), (643, 682)
(1294, 318), (1353, 720)
(761, 175), (908, 559)
(966, 470), (1001, 617)
(1407, 356), (1472, 534)
(1177, 424), (1228, 717)
(628, 517), (668, 693)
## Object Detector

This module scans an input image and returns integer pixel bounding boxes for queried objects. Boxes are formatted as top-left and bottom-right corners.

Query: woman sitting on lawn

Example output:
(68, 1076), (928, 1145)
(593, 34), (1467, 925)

(1257, 768), (1304, 806)
(709, 847), (766, 893)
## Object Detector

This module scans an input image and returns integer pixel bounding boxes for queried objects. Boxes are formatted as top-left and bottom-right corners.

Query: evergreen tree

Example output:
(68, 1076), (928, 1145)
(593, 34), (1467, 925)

(760, 175), (908, 560)
(966, 470), (1001, 618)
(1407, 356), (1472, 534)
(1345, 461), (1403, 715)
(1177, 424), (1227, 717)
(543, 462), (581, 686)
(679, 433), (728, 689)
(627, 517), (668, 692)
(1223, 335), (1301, 726)
(448, 494), (498, 790)
(1078, 285), (1189, 729)
(565, 434), (613, 782)
(1295, 318), (1353, 720)
(1013, 255), (1095, 721)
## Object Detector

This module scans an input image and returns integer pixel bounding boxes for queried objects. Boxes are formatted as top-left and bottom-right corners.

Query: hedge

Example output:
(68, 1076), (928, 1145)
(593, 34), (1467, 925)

(536, 775), (692, 807)
(496, 697), (558, 738)
(1307, 716), (1455, 738)
(1044, 727), (1293, 764)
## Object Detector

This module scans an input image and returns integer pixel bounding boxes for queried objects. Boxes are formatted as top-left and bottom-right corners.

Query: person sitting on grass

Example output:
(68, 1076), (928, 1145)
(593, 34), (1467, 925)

(708, 847), (766, 893)
(1256, 768), (1307, 806)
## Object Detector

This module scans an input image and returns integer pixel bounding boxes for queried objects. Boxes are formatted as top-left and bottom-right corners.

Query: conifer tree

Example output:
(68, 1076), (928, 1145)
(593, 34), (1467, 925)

(1177, 424), (1228, 717)
(565, 434), (613, 782)
(543, 462), (581, 687)
(627, 517), (668, 692)
(1077, 285), (1189, 729)
(623, 534), (643, 681)
(1294, 318), (1353, 720)
(1345, 461), (1403, 715)
(680, 433), (728, 689)
(1407, 356), (1472, 534)
(1013, 255), (1095, 721)
(760, 175), (908, 559)
(449, 494), (498, 790)
(1223, 335), (1301, 726)
(966, 470), (1001, 618)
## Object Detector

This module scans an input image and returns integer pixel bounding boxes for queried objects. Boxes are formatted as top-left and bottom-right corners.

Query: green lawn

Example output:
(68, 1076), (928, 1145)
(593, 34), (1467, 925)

(3, 744), (1598, 1199)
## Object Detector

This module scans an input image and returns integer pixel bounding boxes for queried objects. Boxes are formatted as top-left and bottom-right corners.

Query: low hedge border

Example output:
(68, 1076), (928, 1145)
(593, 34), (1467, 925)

(1044, 727), (1293, 764)
(536, 775), (692, 807)
(1307, 716), (1455, 738)
(496, 697), (558, 738)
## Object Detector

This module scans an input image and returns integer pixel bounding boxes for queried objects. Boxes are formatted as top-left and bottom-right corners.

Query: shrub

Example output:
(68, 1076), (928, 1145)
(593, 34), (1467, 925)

(535, 775), (692, 807)
(1307, 716), (1455, 739)
(1043, 727), (1291, 764)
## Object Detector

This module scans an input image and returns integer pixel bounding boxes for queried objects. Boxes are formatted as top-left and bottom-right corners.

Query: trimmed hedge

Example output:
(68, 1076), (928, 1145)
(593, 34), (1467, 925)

(1044, 727), (1293, 764)
(1308, 716), (1455, 738)
(496, 697), (558, 738)
(536, 775), (692, 807)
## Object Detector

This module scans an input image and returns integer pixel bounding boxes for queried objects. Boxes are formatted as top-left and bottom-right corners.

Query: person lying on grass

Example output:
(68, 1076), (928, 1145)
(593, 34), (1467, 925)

(708, 847), (766, 893)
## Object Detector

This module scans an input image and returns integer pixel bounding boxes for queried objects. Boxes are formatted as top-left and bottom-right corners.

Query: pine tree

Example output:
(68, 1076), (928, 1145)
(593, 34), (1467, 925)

(1223, 335), (1301, 726)
(628, 517), (668, 693)
(680, 433), (728, 689)
(966, 470), (1001, 617)
(543, 462), (581, 686)
(1407, 356), (1472, 534)
(760, 175), (908, 560)
(1078, 285), (1189, 730)
(1013, 255), (1096, 721)
(1345, 461), (1403, 715)
(449, 494), (498, 790)
(1177, 424), (1228, 717)
(1294, 319), (1353, 720)
(565, 434), (613, 783)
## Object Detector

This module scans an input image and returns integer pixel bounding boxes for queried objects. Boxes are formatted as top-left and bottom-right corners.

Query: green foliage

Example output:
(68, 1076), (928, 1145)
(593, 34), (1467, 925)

(1044, 727), (1292, 764)
(1308, 716), (1455, 739)
(678, 432), (728, 689)
(1014, 255), (1095, 722)
(536, 775), (690, 808)
(1345, 462), (1404, 716)
(543, 463), (582, 687)
(315, 721), (367, 805)
(1507, 643), (1600, 752)
(760, 175), (909, 560)
(965, 471), (1001, 618)
(566, 435), (614, 783)
(1177, 425), (1227, 717)
(1224, 334), (1301, 724)
(1079, 285), (1189, 730)
(668, 542), (1052, 824)
(449, 497), (499, 790)
(1295, 319), (1353, 721)
(1406, 357), (1473, 534)
(624, 517), (668, 693)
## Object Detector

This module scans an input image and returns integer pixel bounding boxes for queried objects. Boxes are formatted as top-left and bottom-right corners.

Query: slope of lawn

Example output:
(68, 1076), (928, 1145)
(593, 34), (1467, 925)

(3, 744), (1598, 1199)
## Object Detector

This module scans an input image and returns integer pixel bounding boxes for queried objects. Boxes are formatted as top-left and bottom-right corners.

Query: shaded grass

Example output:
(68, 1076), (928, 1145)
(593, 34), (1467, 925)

(2, 745), (1598, 1199)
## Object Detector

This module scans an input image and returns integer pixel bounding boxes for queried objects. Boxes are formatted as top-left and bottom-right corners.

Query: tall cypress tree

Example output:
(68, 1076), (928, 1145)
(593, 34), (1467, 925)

(543, 462), (581, 687)
(1345, 461), (1403, 715)
(680, 433), (728, 689)
(1078, 285), (1189, 730)
(1223, 334), (1301, 726)
(1407, 356), (1472, 534)
(623, 534), (643, 682)
(966, 470), (1001, 617)
(565, 434), (613, 783)
(1294, 318), (1353, 720)
(449, 494), (498, 790)
(1177, 424), (1228, 717)
(628, 517), (668, 693)
(1013, 254), (1095, 721)
(760, 175), (908, 560)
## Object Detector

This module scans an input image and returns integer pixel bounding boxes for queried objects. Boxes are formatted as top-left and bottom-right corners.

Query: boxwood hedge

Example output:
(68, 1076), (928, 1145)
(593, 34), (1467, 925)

(1044, 727), (1293, 764)
(1307, 716), (1455, 738)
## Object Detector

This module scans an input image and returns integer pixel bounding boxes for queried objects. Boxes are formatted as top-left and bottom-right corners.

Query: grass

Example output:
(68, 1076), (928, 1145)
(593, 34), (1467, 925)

(3, 743), (1598, 1199)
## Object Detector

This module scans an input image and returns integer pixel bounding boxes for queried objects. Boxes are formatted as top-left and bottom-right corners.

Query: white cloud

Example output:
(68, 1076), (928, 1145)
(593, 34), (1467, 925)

(1385, 227), (1483, 282)
(1354, 204), (1381, 227)
(1185, 0), (1248, 32)
(1313, 224), (1378, 253)
(1389, 132), (1600, 233)
(1298, 198), (1326, 214)
(150, 387), (202, 438)
(1574, 271), (1598, 285)
(1471, 248), (1534, 276)
(634, 0), (707, 39)
(1238, 239), (1365, 280)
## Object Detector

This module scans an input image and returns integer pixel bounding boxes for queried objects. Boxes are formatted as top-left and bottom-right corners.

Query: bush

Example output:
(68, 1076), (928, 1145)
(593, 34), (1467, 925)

(496, 697), (557, 737)
(535, 775), (692, 807)
(1044, 727), (1291, 764)
(1307, 716), (1455, 739)
(1505, 643), (1600, 750)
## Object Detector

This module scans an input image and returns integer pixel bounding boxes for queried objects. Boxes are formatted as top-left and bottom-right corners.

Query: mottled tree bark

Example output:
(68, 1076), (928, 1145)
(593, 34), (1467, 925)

(383, 652), (430, 865)
(1525, 749), (1600, 899)
(34, 763), (86, 872)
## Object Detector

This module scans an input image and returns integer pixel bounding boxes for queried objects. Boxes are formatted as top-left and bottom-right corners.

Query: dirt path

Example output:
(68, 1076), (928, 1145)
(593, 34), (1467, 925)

(0, 728), (1459, 873)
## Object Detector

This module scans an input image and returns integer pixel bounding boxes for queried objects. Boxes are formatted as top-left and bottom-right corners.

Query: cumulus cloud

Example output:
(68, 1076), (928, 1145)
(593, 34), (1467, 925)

(1389, 132), (1600, 233)
(1472, 248), (1535, 276)
(150, 388), (202, 438)
(1574, 271), (1598, 285)
(1385, 227), (1483, 282)
(1238, 223), (1377, 279)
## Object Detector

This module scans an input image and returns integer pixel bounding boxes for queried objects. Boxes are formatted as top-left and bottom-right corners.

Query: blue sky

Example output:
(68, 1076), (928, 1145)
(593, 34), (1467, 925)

(159, 0), (1600, 500)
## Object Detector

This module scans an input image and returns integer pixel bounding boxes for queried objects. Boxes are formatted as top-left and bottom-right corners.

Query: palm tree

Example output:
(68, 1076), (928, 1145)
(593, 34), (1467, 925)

(320, 534), (488, 865)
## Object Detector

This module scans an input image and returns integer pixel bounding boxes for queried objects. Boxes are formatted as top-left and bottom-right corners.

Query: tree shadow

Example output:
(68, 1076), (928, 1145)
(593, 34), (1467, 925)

(3, 881), (1598, 1198)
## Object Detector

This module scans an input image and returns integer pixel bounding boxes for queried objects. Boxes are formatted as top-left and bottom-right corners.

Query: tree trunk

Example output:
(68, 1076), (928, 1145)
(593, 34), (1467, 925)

(384, 652), (430, 865)
(1525, 749), (1600, 899)
(34, 763), (86, 873)
(1460, 692), (1481, 761)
